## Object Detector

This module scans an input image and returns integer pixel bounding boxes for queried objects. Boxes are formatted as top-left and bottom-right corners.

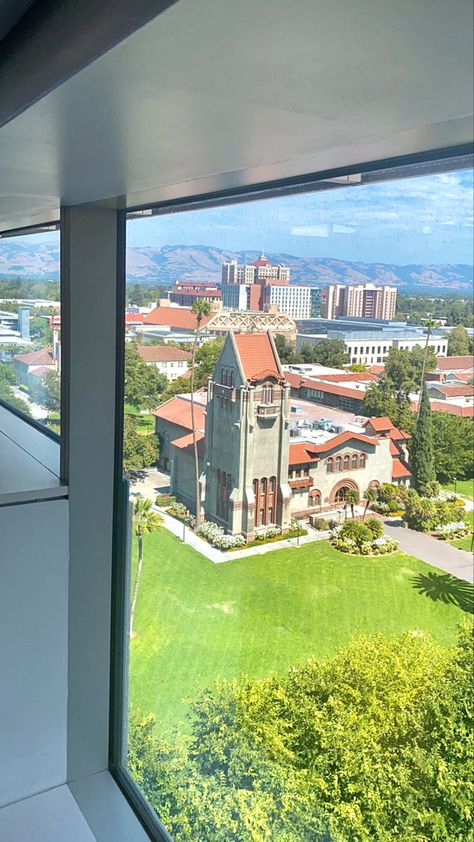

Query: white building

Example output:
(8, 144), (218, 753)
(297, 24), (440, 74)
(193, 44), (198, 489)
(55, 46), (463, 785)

(136, 344), (192, 381)
(263, 285), (312, 319)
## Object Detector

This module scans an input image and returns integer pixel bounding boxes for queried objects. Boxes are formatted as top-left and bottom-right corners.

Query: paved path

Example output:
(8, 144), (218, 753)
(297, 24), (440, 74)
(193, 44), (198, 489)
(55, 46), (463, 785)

(151, 506), (328, 564)
(384, 520), (474, 583)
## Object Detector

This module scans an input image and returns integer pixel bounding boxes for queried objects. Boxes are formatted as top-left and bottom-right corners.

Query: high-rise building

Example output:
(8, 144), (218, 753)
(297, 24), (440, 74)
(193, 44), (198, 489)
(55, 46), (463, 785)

(263, 285), (312, 319)
(221, 254), (290, 286)
(321, 283), (397, 320)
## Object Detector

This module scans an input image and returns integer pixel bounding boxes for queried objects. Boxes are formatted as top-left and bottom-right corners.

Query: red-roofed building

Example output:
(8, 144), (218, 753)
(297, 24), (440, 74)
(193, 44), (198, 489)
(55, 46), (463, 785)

(169, 282), (221, 307)
(144, 305), (212, 332)
(162, 330), (411, 531)
(13, 348), (56, 401)
(288, 374), (366, 413)
(154, 395), (206, 471)
(428, 383), (474, 401)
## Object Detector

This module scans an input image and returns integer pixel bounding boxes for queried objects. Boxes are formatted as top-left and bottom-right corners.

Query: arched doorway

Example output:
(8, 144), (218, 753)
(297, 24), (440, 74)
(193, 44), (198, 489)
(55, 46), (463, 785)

(330, 478), (359, 504)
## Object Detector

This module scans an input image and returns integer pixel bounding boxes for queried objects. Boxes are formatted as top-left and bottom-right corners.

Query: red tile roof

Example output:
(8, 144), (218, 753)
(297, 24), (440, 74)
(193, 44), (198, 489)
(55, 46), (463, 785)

(430, 384), (474, 398)
(289, 432), (377, 464)
(319, 372), (378, 382)
(153, 396), (206, 431)
(412, 400), (474, 418)
(284, 372), (304, 389)
(29, 365), (54, 378)
(233, 333), (281, 381)
(435, 355), (474, 371)
(144, 306), (212, 330)
(170, 431), (205, 457)
(137, 345), (191, 363)
(364, 416), (393, 432)
(368, 364), (385, 375)
(14, 349), (54, 366)
(125, 313), (145, 323)
(300, 379), (366, 400)
(288, 442), (321, 465)
(392, 460), (412, 479)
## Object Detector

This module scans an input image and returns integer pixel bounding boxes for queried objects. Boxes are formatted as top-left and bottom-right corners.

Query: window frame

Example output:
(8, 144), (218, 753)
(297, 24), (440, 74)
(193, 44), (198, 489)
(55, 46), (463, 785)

(107, 147), (474, 841)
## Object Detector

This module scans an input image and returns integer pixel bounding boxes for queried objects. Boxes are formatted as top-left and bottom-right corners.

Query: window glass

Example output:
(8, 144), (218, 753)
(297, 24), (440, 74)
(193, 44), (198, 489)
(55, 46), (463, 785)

(122, 167), (474, 842)
(0, 227), (61, 435)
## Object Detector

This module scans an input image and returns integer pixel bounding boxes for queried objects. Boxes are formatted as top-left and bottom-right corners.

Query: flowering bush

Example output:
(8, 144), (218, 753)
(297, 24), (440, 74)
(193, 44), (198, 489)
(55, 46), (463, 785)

(196, 520), (246, 550)
(434, 521), (469, 540)
(166, 502), (196, 528)
(254, 525), (282, 541)
(330, 517), (398, 555)
(403, 491), (466, 532)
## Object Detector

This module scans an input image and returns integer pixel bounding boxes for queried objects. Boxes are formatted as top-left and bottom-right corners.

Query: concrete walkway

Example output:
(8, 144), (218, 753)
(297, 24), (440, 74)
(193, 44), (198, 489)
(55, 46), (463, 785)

(153, 506), (328, 564)
(384, 520), (474, 583)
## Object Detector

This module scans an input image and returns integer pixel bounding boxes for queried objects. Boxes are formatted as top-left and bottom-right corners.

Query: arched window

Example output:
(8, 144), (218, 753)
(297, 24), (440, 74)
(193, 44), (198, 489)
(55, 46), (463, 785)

(352, 453), (359, 469)
(221, 367), (227, 385)
(343, 455), (350, 470)
(327, 458), (334, 473)
(335, 486), (349, 503)
(270, 476), (276, 493)
(335, 456), (342, 472)
(230, 370), (235, 388)
(360, 453), (367, 468)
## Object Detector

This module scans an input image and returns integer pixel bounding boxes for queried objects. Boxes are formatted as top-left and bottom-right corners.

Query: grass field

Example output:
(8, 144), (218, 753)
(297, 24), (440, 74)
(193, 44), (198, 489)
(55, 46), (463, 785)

(129, 529), (468, 734)
(124, 403), (155, 435)
(442, 478), (474, 501)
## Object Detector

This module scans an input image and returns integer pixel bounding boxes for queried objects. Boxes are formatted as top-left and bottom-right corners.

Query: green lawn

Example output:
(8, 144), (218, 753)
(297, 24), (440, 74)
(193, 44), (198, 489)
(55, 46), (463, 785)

(442, 478), (474, 501)
(124, 403), (155, 435)
(130, 530), (468, 734)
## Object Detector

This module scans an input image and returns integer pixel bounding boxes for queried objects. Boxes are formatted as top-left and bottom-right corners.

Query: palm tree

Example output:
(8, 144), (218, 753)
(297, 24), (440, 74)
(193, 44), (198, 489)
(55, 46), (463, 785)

(346, 489), (360, 519)
(130, 496), (163, 636)
(190, 299), (211, 529)
(363, 486), (379, 519)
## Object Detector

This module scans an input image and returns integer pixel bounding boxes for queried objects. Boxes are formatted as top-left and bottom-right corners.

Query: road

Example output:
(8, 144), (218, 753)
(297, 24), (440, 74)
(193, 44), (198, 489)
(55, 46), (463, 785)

(384, 520), (474, 583)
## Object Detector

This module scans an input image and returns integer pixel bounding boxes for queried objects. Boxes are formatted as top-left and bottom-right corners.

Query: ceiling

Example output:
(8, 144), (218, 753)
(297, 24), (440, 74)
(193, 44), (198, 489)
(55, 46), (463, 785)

(0, 0), (473, 232)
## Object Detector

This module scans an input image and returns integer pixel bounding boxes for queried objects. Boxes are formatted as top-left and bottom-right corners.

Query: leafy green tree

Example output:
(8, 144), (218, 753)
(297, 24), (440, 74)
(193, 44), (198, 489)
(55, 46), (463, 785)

(411, 381), (435, 495)
(123, 415), (158, 473)
(29, 315), (52, 344)
(193, 338), (224, 385)
(130, 497), (163, 635)
(124, 344), (167, 410)
(162, 375), (192, 402)
(432, 413), (474, 483)
(129, 623), (474, 842)
(190, 300), (211, 528)
(300, 339), (348, 368)
(0, 362), (31, 415)
(273, 334), (302, 364)
(42, 369), (60, 411)
(447, 325), (471, 356)
(348, 362), (368, 372)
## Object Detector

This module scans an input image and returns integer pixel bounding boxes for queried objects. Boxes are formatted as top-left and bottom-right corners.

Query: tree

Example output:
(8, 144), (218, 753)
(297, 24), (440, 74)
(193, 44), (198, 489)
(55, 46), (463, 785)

(411, 381), (435, 495)
(124, 344), (167, 410)
(363, 485), (379, 518)
(432, 413), (474, 483)
(447, 325), (470, 356)
(130, 497), (163, 635)
(193, 338), (224, 385)
(0, 363), (31, 415)
(42, 369), (60, 411)
(29, 315), (52, 345)
(190, 300), (211, 528)
(346, 488), (360, 518)
(273, 334), (302, 364)
(123, 415), (158, 472)
(128, 623), (474, 842)
(300, 339), (348, 368)
(348, 362), (368, 372)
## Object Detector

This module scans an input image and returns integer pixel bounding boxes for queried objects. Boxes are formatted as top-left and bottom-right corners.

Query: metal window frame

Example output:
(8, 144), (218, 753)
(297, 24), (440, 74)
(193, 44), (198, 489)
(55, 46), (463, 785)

(108, 144), (473, 841)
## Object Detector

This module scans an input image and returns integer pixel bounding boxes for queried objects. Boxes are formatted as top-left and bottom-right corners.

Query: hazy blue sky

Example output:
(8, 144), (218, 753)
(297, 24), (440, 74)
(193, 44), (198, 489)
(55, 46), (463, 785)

(126, 169), (473, 264)
(11, 169), (474, 265)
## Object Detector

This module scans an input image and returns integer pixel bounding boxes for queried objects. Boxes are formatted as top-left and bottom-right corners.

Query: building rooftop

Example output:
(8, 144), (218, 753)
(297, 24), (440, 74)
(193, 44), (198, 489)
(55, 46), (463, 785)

(434, 355), (474, 371)
(13, 348), (54, 366)
(153, 394), (206, 431)
(137, 345), (191, 363)
(144, 306), (212, 330)
(233, 332), (282, 381)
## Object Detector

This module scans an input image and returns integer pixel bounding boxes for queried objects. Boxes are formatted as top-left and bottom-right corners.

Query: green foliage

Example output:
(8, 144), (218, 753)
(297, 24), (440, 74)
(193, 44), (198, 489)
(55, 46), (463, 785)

(124, 344), (167, 410)
(162, 375), (192, 401)
(300, 339), (348, 368)
(124, 415), (158, 472)
(193, 338), (224, 385)
(348, 362), (368, 372)
(29, 315), (52, 344)
(403, 490), (466, 532)
(133, 496), (163, 540)
(42, 369), (60, 411)
(447, 325), (471, 355)
(273, 334), (302, 364)
(0, 362), (31, 415)
(412, 382), (435, 495)
(127, 283), (169, 307)
(129, 623), (474, 842)
(396, 293), (474, 329)
(0, 279), (60, 300)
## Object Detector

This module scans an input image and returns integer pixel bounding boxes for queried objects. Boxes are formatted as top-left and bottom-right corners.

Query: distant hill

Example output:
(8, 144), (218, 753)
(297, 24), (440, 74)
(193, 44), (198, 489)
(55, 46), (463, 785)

(0, 241), (472, 295)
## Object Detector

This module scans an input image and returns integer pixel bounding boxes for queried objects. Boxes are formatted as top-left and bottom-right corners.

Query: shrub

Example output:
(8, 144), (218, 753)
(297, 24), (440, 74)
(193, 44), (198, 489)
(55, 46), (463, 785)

(366, 517), (384, 538)
(424, 480), (441, 499)
(434, 521), (469, 540)
(156, 493), (176, 506)
(312, 517), (330, 531)
(254, 525), (282, 541)
(166, 502), (196, 528)
(330, 517), (398, 555)
(196, 520), (246, 550)
(403, 490), (467, 532)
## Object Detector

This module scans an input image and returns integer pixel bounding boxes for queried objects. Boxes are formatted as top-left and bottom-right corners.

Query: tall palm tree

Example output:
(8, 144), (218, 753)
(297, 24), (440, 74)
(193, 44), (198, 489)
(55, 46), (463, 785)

(346, 489), (360, 519)
(130, 496), (163, 636)
(363, 486), (379, 519)
(190, 299), (211, 529)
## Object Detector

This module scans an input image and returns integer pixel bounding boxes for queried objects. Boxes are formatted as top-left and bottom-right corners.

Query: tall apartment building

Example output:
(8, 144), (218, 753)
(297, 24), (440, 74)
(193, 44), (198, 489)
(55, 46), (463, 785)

(321, 283), (397, 320)
(263, 285), (312, 319)
(221, 253), (290, 286)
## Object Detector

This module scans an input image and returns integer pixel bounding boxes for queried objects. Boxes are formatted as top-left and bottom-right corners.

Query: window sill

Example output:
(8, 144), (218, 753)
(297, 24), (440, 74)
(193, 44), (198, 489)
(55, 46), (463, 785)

(0, 404), (67, 506)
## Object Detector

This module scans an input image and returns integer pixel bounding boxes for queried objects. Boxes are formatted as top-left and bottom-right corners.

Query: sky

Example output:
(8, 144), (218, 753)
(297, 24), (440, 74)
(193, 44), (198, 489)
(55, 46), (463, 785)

(126, 169), (473, 265)
(12, 169), (474, 266)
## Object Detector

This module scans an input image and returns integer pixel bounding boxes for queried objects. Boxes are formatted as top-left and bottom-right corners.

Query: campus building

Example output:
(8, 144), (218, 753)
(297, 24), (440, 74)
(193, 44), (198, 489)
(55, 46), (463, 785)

(168, 282), (222, 307)
(155, 332), (411, 537)
(320, 283), (397, 320)
(221, 254), (290, 286)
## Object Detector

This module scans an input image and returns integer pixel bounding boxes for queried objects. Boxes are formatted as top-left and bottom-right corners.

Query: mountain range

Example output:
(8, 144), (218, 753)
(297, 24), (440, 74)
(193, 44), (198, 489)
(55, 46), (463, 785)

(0, 242), (472, 294)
